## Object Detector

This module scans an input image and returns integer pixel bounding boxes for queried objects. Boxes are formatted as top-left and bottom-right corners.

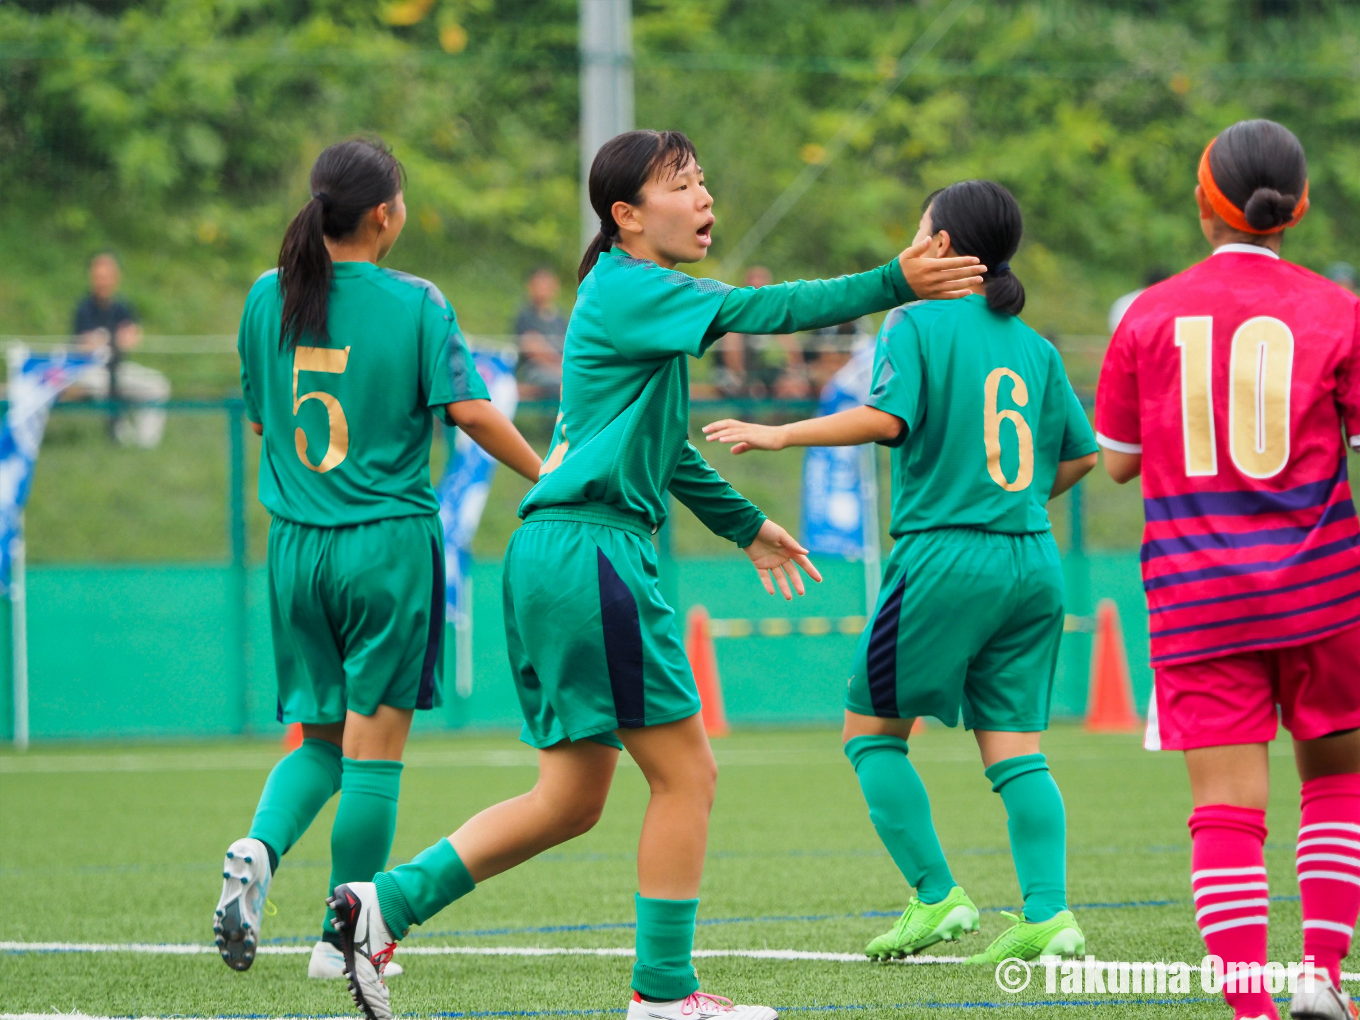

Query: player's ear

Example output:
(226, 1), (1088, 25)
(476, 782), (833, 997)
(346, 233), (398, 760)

(931, 230), (952, 258)
(612, 198), (643, 238)
(1194, 184), (1214, 222)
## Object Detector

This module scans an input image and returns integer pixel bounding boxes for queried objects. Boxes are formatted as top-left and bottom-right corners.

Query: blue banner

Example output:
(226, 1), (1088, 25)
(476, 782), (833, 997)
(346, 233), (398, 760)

(799, 342), (876, 559)
(437, 350), (519, 627)
(0, 347), (98, 591)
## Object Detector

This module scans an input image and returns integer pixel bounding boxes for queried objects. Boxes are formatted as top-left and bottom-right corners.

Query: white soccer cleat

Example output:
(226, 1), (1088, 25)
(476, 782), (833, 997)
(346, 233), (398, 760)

(309, 939), (402, 979)
(1290, 973), (1359, 1020)
(213, 837), (271, 972)
(626, 991), (777, 1020)
(329, 882), (397, 1020)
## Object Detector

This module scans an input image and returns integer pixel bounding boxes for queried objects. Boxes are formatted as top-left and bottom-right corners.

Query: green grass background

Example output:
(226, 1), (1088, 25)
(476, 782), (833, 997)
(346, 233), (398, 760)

(0, 725), (1336, 1018)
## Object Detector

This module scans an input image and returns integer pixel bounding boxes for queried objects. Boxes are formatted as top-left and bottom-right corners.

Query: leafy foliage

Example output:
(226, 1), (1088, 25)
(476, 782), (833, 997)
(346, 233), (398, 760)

(2, 0), (1360, 339)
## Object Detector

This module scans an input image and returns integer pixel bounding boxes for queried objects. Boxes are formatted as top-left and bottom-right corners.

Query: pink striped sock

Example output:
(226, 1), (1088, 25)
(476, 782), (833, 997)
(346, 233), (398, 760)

(1298, 773), (1360, 989)
(1189, 805), (1276, 1020)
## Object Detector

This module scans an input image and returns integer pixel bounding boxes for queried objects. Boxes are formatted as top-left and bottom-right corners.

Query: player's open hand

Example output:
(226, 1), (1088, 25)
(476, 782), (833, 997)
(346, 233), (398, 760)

(743, 519), (823, 600)
(897, 236), (985, 300)
(702, 419), (785, 455)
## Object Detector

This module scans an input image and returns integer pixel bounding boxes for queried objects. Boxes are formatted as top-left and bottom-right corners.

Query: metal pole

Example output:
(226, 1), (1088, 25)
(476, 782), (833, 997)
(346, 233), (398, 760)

(579, 0), (634, 250)
(860, 444), (881, 613)
(1063, 481), (1093, 703)
(227, 400), (248, 735)
(11, 517), (27, 752)
(456, 577), (474, 699)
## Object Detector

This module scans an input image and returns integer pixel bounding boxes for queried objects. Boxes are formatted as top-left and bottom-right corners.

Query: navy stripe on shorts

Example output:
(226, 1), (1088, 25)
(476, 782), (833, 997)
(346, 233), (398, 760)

(416, 537), (443, 711)
(597, 549), (645, 728)
(865, 580), (905, 718)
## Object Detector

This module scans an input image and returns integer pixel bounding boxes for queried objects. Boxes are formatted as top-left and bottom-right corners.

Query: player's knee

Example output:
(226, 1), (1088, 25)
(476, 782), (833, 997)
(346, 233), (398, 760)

(557, 795), (607, 838)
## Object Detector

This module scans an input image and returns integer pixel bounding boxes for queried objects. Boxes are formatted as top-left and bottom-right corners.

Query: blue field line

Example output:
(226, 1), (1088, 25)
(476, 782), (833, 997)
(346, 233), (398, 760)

(256, 894), (1302, 946)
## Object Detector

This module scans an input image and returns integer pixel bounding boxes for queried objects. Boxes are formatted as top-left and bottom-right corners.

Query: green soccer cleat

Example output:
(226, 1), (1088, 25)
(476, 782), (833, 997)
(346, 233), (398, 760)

(965, 909), (1085, 965)
(864, 886), (980, 960)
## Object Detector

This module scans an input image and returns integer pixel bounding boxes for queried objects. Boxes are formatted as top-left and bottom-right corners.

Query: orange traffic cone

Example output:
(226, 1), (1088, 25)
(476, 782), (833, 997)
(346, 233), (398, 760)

(1085, 599), (1141, 732)
(282, 721), (303, 750)
(685, 605), (730, 737)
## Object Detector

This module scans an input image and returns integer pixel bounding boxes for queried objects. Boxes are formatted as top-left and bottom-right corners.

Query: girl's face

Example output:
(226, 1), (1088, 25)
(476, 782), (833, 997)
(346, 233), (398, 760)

(612, 157), (715, 268)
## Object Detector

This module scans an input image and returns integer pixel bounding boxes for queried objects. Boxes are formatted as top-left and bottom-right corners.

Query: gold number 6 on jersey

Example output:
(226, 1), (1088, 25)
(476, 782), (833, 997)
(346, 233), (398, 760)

(984, 367), (1034, 491)
(292, 346), (351, 473)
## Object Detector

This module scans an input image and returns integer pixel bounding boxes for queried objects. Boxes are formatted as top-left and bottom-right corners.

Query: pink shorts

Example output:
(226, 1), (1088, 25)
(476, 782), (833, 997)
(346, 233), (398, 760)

(1146, 623), (1360, 751)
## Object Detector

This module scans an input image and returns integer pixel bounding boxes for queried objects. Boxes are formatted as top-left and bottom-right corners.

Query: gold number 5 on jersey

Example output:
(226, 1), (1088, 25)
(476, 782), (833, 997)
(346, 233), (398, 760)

(292, 345), (351, 473)
(984, 367), (1035, 492)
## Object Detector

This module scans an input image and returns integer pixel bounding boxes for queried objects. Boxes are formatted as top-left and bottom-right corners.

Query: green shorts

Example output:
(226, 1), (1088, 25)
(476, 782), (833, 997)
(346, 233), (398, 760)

(503, 507), (701, 750)
(846, 527), (1064, 731)
(269, 513), (444, 724)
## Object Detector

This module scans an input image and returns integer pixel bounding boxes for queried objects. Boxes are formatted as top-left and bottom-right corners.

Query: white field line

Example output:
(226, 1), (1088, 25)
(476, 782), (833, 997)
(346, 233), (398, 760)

(0, 940), (939, 963)
(4, 942), (1359, 983)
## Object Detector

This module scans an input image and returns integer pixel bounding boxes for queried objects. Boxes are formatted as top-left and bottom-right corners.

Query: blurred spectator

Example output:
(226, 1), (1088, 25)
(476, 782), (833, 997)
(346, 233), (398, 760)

(1109, 266), (1171, 333)
(792, 319), (869, 397)
(715, 266), (812, 398)
(71, 252), (169, 447)
(512, 267), (568, 399)
(1327, 261), (1358, 294)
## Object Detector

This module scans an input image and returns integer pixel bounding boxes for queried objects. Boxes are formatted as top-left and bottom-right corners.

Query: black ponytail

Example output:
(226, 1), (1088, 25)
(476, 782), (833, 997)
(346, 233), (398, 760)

(578, 129), (698, 283)
(1207, 119), (1308, 234)
(278, 138), (404, 350)
(925, 180), (1026, 316)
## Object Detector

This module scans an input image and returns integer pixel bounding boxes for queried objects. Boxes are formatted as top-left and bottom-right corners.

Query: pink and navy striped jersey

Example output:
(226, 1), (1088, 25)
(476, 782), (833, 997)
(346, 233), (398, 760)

(1095, 244), (1360, 667)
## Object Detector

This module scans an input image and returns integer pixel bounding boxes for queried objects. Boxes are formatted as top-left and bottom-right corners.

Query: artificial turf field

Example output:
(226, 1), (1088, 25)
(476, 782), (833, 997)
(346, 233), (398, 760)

(0, 725), (1344, 1019)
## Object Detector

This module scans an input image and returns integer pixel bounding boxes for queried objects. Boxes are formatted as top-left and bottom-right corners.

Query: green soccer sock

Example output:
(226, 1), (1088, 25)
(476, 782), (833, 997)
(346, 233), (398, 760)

(322, 758), (404, 938)
(845, 735), (955, 904)
(373, 836), (476, 939)
(986, 753), (1068, 923)
(632, 894), (700, 1001)
(247, 738), (343, 872)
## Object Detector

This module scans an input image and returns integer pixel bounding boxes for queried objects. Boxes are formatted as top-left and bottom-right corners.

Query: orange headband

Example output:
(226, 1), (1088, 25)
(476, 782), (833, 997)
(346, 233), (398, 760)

(1198, 138), (1309, 234)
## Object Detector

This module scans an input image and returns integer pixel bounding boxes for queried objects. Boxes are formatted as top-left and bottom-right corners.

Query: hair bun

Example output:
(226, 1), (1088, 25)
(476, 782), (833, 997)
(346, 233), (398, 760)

(1243, 187), (1296, 232)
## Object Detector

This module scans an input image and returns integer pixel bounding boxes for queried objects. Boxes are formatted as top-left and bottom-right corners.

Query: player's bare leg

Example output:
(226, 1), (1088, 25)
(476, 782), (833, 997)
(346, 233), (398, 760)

(618, 716), (775, 1020)
(331, 739), (618, 1020)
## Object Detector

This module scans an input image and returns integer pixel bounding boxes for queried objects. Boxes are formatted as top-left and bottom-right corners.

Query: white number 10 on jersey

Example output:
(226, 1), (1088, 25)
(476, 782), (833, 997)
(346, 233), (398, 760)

(1175, 315), (1294, 479)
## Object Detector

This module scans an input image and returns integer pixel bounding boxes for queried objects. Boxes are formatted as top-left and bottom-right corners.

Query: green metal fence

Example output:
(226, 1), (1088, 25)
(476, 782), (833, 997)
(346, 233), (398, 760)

(0, 397), (1147, 743)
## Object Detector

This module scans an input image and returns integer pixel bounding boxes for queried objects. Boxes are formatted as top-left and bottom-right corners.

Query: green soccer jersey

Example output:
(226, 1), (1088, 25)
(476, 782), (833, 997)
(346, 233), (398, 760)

(521, 249), (915, 542)
(238, 261), (488, 527)
(868, 294), (1097, 537)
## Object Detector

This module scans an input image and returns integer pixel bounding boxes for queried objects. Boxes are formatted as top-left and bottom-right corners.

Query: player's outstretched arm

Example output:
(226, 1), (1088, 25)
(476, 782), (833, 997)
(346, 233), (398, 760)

(1050, 452), (1098, 499)
(1102, 449), (1142, 485)
(446, 399), (542, 482)
(743, 519), (822, 600)
(703, 405), (903, 454)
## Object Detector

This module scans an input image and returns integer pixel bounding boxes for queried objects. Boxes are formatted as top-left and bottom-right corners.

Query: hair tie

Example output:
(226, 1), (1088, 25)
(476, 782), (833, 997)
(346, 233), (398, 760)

(599, 218), (617, 239)
(312, 191), (332, 210)
(992, 261), (1011, 275)
(1197, 138), (1308, 234)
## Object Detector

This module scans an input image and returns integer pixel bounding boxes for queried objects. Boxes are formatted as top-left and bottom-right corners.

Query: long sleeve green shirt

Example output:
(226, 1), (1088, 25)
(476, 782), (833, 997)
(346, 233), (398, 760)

(519, 250), (914, 543)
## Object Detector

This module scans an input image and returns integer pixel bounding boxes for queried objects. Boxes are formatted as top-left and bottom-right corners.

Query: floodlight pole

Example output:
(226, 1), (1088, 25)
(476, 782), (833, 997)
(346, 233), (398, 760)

(579, 0), (634, 250)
